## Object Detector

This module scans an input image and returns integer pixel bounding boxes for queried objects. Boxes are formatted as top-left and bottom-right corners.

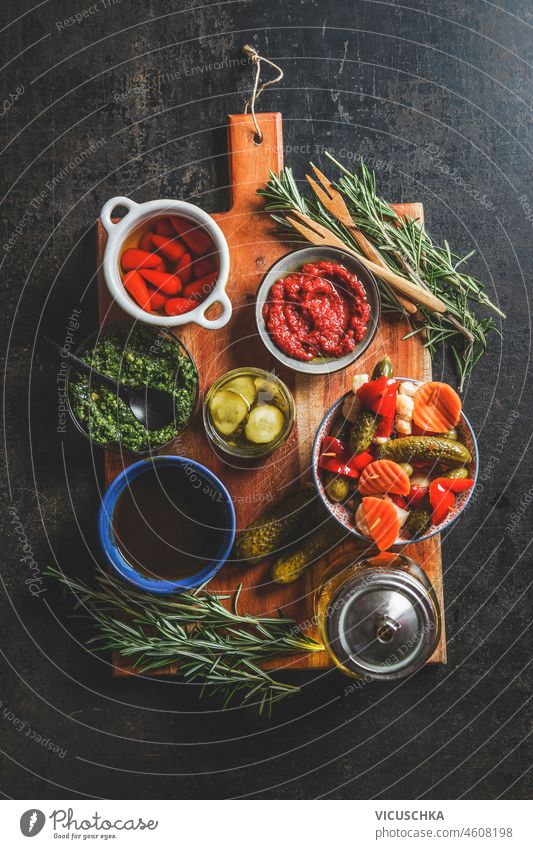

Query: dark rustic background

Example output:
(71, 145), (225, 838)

(1, 0), (531, 800)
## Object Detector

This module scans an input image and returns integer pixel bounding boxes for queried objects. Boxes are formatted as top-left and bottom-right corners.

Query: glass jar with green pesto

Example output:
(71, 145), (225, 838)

(67, 325), (198, 454)
(203, 367), (295, 458)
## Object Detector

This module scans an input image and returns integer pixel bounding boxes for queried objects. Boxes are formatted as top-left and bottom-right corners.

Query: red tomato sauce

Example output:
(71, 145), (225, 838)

(262, 260), (371, 361)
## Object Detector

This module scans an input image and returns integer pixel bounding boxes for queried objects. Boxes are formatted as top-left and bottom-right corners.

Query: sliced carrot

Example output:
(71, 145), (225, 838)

(362, 497), (400, 551)
(359, 459), (411, 497)
(413, 381), (462, 433)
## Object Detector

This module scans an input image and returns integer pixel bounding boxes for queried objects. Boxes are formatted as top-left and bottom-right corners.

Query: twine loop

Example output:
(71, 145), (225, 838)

(242, 45), (284, 143)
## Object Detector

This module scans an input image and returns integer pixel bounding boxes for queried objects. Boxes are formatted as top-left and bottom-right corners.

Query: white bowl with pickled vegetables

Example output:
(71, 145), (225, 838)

(312, 356), (478, 550)
(203, 367), (295, 458)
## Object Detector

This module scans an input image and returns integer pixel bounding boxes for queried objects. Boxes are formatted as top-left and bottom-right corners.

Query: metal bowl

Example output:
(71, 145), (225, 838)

(255, 246), (381, 375)
(312, 380), (479, 545)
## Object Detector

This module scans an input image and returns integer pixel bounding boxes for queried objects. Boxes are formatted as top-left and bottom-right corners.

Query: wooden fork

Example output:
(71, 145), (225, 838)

(306, 165), (417, 315)
(305, 163), (474, 341)
(285, 208), (448, 315)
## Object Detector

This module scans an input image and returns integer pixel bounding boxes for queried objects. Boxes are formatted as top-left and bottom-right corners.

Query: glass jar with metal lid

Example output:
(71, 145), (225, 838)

(316, 551), (441, 681)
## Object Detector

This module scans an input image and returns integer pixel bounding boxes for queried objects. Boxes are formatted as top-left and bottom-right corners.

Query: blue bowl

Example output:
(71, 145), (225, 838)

(98, 455), (236, 594)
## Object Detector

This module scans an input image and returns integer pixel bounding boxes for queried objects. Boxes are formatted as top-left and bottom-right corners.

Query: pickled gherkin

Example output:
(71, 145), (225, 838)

(377, 436), (471, 468)
(209, 389), (248, 436)
(323, 472), (350, 503)
(245, 404), (284, 443)
(223, 375), (256, 406)
(349, 409), (377, 454)
(235, 487), (313, 565)
(349, 357), (394, 454)
(406, 509), (431, 538)
(443, 467), (469, 479)
(372, 356), (394, 380)
(272, 521), (344, 584)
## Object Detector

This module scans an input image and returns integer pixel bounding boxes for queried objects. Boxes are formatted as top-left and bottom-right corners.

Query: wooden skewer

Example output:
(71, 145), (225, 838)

(306, 164), (474, 341)
(287, 210), (448, 316)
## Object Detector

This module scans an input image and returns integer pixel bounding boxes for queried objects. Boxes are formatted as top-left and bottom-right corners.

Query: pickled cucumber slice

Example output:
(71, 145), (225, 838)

(224, 376), (256, 407)
(244, 404), (285, 444)
(209, 389), (249, 436)
(254, 377), (283, 405)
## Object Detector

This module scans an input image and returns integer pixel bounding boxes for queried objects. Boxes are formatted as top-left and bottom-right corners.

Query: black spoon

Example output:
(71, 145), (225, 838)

(43, 336), (176, 431)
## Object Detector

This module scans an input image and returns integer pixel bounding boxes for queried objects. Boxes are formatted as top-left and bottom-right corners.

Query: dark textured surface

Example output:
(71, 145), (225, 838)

(1, 0), (532, 800)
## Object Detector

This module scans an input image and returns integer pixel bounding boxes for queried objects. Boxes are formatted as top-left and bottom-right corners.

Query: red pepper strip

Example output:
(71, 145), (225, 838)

(357, 377), (397, 415)
(431, 477), (474, 493)
(357, 377), (398, 438)
(319, 436), (359, 478)
(375, 407), (396, 438)
(389, 494), (408, 510)
(407, 483), (429, 509)
(429, 480), (455, 525)
(349, 449), (374, 470)
(320, 435), (344, 455)
(319, 457), (359, 478)
(318, 437), (373, 479)
(321, 437), (374, 467)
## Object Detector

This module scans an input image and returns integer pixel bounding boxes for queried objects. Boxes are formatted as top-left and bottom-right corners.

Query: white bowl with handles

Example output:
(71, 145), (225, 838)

(100, 196), (232, 329)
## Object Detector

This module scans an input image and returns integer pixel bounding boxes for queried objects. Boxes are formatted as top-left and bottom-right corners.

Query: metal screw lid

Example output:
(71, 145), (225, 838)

(324, 553), (440, 680)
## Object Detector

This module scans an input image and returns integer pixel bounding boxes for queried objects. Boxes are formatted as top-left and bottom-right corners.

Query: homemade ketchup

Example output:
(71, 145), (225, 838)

(262, 260), (371, 361)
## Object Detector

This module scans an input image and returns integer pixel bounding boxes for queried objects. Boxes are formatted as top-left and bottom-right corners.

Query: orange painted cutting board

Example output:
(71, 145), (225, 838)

(96, 113), (446, 675)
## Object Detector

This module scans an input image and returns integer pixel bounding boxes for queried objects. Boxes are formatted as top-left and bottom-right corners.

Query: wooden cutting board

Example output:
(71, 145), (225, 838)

(96, 112), (446, 674)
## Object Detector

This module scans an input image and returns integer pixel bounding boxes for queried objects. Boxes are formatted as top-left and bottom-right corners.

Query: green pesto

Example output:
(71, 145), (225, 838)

(69, 329), (197, 453)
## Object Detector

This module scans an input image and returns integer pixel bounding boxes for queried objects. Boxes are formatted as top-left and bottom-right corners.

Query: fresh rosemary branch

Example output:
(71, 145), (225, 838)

(258, 155), (504, 390)
(45, 567), (323, 714)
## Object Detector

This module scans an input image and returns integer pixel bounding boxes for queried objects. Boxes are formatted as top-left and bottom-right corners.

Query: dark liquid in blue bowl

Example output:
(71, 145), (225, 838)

(112, 465), (229, 581)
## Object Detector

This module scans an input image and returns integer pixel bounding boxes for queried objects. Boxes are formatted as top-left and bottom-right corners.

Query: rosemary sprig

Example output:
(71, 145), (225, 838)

(258, 156), (504, 390)
(45, 567), (323, 714)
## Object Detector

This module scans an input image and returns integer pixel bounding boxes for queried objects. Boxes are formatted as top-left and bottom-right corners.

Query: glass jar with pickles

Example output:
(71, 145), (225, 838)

(203, 367), (295, 458)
